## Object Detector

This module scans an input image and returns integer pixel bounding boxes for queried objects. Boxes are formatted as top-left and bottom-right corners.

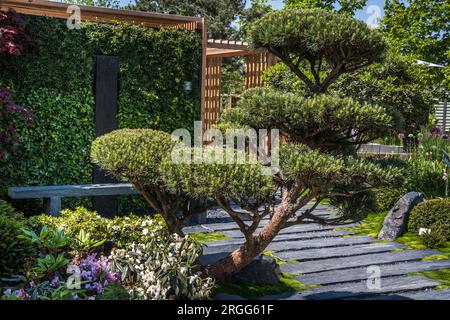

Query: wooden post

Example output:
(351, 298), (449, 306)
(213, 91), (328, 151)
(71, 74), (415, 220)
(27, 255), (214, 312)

(93, 55), (119, 218)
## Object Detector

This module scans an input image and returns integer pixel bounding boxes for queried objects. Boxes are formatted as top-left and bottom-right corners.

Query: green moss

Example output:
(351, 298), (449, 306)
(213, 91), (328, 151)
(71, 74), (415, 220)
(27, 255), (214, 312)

(189, 232), (229, 243)
(345, 211), (388, 237)
(396, 232), (428, 250)
(396, 232), (450, 260)
(409, 269), (450, 290)
(263, 251), (297, 264)
(215, 273), (318, 300)
(422, 254), (449, 261)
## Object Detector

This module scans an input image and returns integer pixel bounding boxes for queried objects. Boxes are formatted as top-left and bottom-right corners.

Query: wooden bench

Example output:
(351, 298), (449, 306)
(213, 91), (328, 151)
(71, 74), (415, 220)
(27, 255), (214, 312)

(8, 183), (140, 216)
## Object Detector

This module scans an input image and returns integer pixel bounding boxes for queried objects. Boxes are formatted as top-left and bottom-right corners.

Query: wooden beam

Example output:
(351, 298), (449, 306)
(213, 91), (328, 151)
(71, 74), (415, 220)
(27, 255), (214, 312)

(206, 48), (260, 58)
(1, 0), (204, 29)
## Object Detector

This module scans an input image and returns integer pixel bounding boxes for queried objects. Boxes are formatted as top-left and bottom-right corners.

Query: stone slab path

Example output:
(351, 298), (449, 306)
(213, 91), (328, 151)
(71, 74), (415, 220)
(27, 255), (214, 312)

(184, 204), (450, 300)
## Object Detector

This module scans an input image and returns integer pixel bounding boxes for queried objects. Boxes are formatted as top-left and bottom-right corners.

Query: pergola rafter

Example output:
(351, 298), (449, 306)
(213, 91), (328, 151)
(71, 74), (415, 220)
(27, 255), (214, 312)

(0, 0), (204, 29)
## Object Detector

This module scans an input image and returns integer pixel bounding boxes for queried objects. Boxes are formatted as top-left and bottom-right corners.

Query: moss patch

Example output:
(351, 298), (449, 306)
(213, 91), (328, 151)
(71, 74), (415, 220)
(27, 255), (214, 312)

(422, 254), (450, 261)
(215, 273), (318, 300)
(263, 251), (297, 264)
(409, 269), (450, 290)
(396, 232), (428, 250)
(189, 232), (229, 243)
(344, 211), (388, 237)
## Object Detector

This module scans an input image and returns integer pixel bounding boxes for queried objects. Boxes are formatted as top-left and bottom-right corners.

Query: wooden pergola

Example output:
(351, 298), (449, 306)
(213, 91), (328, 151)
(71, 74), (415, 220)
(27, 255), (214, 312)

(1, 0), (274, 132)
(203, 39), (276, 131)
(0, 0), (204, 29)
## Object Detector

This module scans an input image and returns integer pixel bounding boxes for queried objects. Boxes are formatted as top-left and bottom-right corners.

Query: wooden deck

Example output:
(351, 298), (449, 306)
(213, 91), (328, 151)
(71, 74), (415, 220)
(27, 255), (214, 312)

(185, 205), (450, 300)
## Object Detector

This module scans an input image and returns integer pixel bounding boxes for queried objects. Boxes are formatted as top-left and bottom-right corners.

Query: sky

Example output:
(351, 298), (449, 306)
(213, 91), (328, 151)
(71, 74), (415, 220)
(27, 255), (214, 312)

(118, 0), (387, 27)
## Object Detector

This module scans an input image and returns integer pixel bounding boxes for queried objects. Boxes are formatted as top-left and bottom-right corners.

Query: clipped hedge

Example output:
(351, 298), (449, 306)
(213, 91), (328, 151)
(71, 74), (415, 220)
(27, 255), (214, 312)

(0, 15), (201, 213)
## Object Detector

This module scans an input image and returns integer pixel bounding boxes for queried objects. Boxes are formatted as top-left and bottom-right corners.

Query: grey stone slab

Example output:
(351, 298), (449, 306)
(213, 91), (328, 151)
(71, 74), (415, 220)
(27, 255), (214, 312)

(280, 249), (440, 275)
(363, 289), (450, 300)
(260, 275), (441, 300)
(206, 230), (355, 247)
(218, 226), (357, 239)
(185, 222), (346, 235)
(203, 236), (375, 255)
(275, 242), (407, 261)
(295, 259), (450, 285)
(8, 183), (140, 199)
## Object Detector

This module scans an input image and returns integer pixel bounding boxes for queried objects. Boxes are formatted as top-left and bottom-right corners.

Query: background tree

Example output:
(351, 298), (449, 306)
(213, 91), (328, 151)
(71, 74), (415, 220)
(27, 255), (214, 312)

(382, 0), (449, 67)
(129, 0), (245, 39)
(381, 0), (449, 88)
(285, 0), (368, 15)
(58, 0), (120, 8)
(236, 0), (272, 40)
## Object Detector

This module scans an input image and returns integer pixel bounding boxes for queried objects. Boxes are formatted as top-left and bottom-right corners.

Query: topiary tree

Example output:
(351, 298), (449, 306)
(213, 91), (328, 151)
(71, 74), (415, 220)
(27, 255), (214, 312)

(92, 8), (404, 280)
(91, 129), (206, 236)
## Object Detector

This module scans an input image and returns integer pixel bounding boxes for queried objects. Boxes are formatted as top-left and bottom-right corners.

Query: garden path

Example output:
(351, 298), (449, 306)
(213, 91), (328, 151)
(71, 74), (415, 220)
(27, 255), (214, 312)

(184, 204), (450, 300)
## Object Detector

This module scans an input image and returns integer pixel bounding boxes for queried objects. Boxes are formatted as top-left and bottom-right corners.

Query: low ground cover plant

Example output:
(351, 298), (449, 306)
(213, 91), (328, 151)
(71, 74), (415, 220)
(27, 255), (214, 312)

(0, 208), (214, 300)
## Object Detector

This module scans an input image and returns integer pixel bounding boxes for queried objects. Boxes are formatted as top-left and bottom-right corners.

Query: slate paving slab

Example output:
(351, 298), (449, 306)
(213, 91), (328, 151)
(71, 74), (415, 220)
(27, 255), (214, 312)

(279, 249), (440, 274)
(293, 259), (450, 285)
(363, 289), (450, 300)
(203, 236), (375, 255)
(259, 275), (441, 300)
(206, 229), (355, 246)
(274, 242), (407, 261)
(198, 204), (450, 300)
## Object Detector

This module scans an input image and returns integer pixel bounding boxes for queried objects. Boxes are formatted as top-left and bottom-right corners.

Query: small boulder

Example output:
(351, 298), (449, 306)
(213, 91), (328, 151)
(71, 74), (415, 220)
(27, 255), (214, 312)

(378, 192), (425, 241)
(232, 255), (282, 284)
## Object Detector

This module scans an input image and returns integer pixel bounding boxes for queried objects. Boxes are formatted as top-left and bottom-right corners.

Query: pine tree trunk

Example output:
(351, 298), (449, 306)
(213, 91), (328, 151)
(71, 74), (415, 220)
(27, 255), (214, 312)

(204, 201), (298, 280)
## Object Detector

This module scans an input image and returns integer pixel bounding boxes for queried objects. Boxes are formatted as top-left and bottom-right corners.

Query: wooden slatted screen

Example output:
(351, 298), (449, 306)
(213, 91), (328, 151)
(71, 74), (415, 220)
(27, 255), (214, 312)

(201, 51), (275, 133)
(245, 52), (276, 89)
(203, 56), (222, 132)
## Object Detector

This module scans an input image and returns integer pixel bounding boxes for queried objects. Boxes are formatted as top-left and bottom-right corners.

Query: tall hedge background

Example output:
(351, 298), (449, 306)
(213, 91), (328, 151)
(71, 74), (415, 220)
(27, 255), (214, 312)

(0, 15), (201, 213)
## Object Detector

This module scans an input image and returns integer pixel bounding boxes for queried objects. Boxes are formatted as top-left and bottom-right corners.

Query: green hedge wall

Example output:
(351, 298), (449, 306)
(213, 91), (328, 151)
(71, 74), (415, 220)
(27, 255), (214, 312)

(0, 15), (201, 213)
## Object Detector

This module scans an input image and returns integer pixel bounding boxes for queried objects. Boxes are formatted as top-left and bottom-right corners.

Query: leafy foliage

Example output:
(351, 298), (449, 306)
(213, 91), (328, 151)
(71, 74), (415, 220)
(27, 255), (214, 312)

(248, 8), (387, 93)
(285, 0), (368, 15)
(382, 0), (449, 68)
(331, 50), (436, 136)
(108, 237), (214, 300)
(421, 225), (448, 249)
(0, 214), (35, 276)
(130, 0), (245, 39)
(221, 88), (395, 153)
(375, 187), (408, 212)
(0, 199), (17, 217)
(91, 129), (175, 185)
(2, 208), (212, 300)
(0, 16), (201, 212)
(408, 199), (450, 240)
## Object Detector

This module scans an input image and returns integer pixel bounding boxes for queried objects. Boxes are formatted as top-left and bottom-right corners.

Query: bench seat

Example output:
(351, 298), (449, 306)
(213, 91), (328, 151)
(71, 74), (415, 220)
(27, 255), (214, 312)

(8, 183), (140, 216)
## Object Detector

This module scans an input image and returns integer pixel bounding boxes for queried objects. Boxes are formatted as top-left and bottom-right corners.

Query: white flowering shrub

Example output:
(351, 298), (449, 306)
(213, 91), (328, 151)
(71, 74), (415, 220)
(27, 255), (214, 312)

(108, 234), (214, 300)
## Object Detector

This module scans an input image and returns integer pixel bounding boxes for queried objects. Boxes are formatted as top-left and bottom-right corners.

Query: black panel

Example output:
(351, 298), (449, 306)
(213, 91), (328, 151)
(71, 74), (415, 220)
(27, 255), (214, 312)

(92, 55), (119, 217)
